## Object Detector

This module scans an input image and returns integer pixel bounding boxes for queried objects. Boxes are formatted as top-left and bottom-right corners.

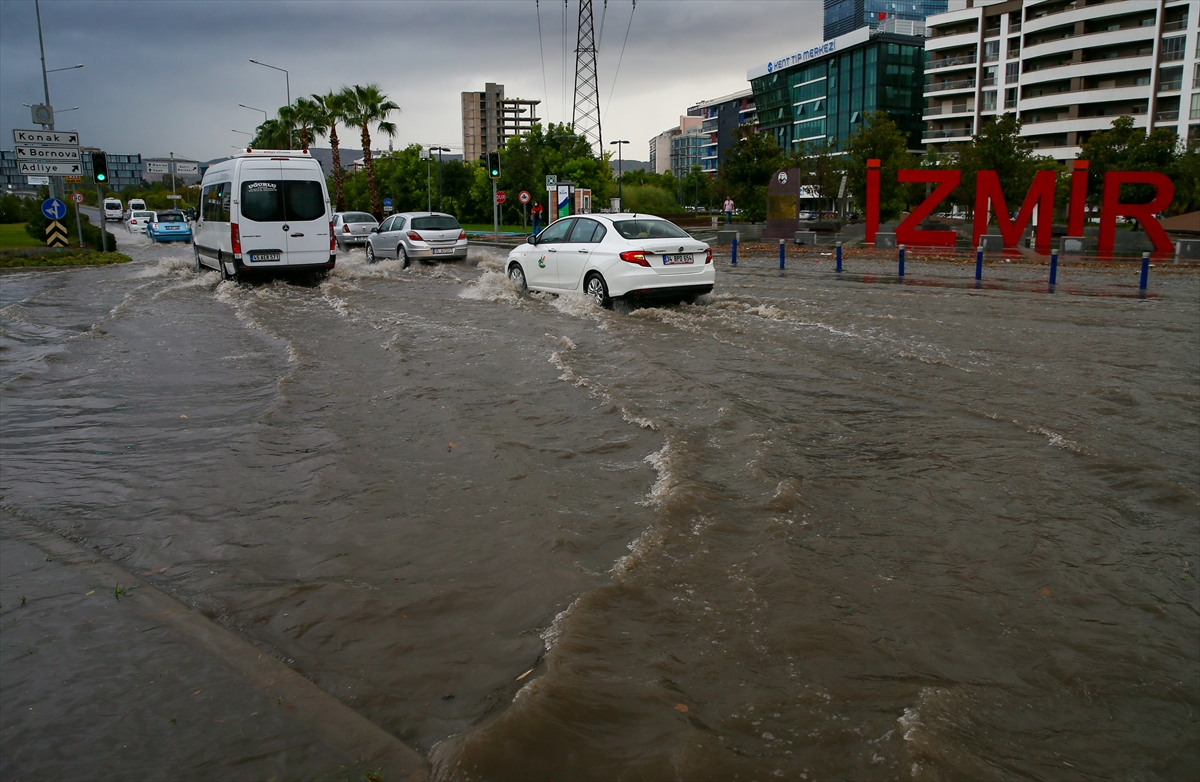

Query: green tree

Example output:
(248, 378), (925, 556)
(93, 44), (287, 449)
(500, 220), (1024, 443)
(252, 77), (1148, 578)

(717, 124), (788, 222)
(1170, 139), (1200, 215)
(341, 84), (400, 220)
(314, 90), (351, 212)
(289, 96), (328, 153)
(953, 113), (1038, 218)
(795, 138), (845, 214)
(1080, 115), (1180, 209)
(249, 118), (299, 150)
(843, 111), (915, 221)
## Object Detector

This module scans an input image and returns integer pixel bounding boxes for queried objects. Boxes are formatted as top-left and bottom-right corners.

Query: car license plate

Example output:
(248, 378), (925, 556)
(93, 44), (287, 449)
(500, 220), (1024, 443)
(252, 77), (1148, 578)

(432, 248), (453, 255)
(662, 254), (693, 265)
(166, 226), (178, 230)
(250, 252), (280, 262)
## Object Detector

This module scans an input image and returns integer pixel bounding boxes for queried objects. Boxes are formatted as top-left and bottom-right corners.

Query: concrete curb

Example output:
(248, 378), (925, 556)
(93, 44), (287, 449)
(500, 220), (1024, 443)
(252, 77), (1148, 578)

(4, 517), (428, 782)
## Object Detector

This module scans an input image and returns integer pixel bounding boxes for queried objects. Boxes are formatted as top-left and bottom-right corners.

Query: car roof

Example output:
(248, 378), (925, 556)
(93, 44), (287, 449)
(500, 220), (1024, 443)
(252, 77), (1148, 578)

(392, 211), (457, 219)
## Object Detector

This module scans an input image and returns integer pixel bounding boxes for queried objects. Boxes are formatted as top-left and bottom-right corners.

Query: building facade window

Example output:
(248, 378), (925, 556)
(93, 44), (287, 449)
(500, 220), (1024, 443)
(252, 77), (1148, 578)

(982, 90), (997, 111)
(1006, 62), (1020, 84)
(1004, 87), (1018, 109)
(983, 39), (999, 62)
(1191, 92), (1200, 120)
(1160, 66), (1184, 92)
(1160, 36), (1185, 62)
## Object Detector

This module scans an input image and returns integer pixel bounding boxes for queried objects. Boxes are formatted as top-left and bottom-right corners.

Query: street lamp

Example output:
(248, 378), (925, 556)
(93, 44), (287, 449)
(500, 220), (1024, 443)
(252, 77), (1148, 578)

(429, 145), (450, 212)
(249, 59), (290, 148)
(609, 139), (629, 209)
(46, 63), (83, 74)
(239, 103), (268, 123)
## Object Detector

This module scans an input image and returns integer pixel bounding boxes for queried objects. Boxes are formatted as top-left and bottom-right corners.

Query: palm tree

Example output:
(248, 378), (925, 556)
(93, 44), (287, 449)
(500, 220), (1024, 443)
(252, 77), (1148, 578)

(250, 118), (298, 150)
(314, 91), (350, 212)
(291, 96), (328, 153)
(341, 84), (399, 220)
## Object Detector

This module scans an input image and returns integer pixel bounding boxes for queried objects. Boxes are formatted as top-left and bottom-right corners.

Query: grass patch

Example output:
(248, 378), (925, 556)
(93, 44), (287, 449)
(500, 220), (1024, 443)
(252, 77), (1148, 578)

(0, 248), (132, 268)
(0, 223), (44, 249)
(461, 223), (530, 234)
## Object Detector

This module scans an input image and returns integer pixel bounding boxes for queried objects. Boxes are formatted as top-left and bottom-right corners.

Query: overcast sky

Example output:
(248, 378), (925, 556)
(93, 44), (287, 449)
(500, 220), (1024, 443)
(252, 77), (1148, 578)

(1, 0), (825, 163)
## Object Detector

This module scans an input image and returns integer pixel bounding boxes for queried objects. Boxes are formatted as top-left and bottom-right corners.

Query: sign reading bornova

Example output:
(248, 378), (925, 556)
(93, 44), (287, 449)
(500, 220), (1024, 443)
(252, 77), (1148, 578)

(747, 27), (870, 80)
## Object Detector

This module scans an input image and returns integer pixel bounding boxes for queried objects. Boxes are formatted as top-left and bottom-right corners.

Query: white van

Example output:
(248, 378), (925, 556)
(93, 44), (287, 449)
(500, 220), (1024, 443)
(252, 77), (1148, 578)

(125, 198), (146, 219)
(103, 198), (123, 221)
(193, 150), (333, 279)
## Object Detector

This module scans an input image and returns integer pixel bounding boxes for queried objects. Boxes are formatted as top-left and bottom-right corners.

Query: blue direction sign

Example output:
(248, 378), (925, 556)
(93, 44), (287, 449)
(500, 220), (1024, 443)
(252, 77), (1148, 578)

(383, 198), (393, 208)
(41, 198), (67, 221)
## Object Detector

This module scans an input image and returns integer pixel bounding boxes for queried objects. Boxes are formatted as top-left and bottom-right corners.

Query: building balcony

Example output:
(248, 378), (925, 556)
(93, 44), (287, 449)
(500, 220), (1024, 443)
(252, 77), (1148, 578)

(923, 127), (973, 140)
(926, 78), (977, 94)
(924, 103), (972, 117)
(1162, 19), (1188, 32)
(927, 53), (977, 70)
(1155, 109), (1180, 122)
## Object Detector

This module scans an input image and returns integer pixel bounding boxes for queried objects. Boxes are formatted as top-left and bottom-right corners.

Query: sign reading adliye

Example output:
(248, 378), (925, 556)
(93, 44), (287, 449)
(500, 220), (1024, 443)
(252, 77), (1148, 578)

(860, 160), (1175, 256)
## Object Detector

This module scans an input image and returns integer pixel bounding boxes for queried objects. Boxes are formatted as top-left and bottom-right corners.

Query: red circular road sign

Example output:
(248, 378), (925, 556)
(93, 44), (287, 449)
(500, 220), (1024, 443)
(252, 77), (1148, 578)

(72, 192), (84, 204)
(518, 190), (531, 204)
(496, 191), (507, 204)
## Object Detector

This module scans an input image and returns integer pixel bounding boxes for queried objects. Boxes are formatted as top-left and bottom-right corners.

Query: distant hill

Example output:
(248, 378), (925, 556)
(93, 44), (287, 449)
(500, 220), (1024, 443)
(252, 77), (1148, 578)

(610, 158), (650, 175)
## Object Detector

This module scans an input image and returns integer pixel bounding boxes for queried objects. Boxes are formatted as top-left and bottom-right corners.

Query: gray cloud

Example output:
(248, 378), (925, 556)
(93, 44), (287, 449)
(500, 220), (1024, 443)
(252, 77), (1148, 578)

(1, 0), (825, 164)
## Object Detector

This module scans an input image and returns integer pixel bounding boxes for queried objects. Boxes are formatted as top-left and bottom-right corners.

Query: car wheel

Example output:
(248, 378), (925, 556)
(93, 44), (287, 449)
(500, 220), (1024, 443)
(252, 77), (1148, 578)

(366, 243), (376, 263)
(585, 273), (611, 309)
(508, 262), (527, 292)
(398, 245), (410, 268)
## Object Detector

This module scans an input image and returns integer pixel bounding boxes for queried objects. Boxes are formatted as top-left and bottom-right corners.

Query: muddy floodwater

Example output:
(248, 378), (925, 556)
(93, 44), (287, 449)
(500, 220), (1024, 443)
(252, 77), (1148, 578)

(2, 229), (1197, 781)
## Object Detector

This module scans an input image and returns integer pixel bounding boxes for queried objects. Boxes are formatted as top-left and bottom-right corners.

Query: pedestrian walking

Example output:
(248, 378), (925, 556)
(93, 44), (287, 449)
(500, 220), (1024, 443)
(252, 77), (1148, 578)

(531, 202), (543, 235)
(723, 196), (735, 226)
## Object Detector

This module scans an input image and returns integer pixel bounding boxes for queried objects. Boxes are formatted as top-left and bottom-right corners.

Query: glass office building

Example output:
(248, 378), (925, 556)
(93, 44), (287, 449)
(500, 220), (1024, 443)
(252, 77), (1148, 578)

(750, 26), (926, 153)
(824, 0), (948, 41)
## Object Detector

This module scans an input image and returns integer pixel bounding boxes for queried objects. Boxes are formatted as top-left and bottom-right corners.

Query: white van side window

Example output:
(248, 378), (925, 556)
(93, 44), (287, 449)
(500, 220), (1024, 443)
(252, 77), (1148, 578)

(202, 184), (230, 222)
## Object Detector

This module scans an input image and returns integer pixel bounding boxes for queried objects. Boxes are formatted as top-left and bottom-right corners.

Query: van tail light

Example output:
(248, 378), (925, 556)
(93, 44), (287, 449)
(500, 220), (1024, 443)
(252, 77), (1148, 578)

(705, 248), (713, 264)
(231, 223), (241, 255)
(330, 221), (335, 251)
(342, 224), (350, 233)
(407, 231), (422, 242)
(458, 230), (466, 240)
(620, 250), (650, 267)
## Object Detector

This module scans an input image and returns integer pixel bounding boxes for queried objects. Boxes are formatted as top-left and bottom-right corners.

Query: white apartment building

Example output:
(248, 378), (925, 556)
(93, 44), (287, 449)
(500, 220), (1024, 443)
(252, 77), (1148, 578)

(923, 0), (1198, 161)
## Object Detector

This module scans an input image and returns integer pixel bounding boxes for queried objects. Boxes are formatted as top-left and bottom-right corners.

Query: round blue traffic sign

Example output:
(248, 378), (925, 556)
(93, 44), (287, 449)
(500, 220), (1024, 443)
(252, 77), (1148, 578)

(383, 197), (393, 207)
(42, 198), (67, 221)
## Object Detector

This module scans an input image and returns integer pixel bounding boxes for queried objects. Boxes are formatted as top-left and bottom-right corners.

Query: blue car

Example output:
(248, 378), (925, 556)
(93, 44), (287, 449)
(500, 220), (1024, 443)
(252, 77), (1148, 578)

(147, 210), (193, 243)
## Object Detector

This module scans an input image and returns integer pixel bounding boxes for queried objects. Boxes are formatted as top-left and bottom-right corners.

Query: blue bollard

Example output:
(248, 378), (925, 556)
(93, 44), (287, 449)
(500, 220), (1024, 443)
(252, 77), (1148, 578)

(779, 238), (786, 270)
(1049, 248), (1059, 286)
(898, 244), (906, 277)
(836, 241), (843, 273)
(731, 236), (738, 266)
(1139, 251), (1150, 291)
(975, 245), (984, 281)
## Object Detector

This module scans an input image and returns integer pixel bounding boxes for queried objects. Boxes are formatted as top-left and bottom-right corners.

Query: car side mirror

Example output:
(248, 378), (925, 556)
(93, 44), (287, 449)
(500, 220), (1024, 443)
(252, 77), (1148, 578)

(370, 227), (379, 233)
(528, 234), (538, 246)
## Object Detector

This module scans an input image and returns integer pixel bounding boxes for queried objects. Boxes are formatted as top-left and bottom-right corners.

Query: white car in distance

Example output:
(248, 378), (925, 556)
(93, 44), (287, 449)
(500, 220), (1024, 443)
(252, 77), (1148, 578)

(127, 210), (156, 233)
(506, 214), (713, 308)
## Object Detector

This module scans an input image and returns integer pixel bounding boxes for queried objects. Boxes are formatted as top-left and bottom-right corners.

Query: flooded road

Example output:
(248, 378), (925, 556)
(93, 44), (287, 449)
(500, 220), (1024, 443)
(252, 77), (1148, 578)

(2, 229), (1197, 781)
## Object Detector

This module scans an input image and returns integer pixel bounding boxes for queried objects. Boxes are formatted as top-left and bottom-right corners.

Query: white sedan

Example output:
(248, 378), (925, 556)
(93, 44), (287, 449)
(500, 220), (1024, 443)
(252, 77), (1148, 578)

(127, 210), (156, 233)
(505, 214), (713, 307)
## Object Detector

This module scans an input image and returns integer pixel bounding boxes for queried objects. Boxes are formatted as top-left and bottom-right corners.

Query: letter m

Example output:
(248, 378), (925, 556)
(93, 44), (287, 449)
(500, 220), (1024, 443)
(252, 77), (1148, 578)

(972, 170), (1057, 251)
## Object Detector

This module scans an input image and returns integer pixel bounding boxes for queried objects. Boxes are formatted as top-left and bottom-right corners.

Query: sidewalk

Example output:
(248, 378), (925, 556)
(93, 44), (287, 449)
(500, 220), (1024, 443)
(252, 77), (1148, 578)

(1, 513), (426, 782)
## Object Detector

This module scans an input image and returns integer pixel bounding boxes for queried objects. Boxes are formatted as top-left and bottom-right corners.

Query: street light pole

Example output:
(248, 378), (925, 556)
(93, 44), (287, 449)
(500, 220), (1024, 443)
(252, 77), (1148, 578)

(249, 59), (290, 148)
(609, 139), (629, 210)
(430, 146), (450, 212)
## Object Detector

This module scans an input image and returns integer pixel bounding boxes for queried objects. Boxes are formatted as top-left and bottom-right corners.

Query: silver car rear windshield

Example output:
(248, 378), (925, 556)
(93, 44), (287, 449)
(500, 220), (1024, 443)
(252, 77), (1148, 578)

(613, 219), (689, 240)
(343, 212), (376, 224)
(411, 216), (460, 231)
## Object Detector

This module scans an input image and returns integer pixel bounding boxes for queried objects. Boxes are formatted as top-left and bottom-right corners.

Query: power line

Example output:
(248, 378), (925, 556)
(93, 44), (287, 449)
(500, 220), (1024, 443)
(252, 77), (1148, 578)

(536, 0), (549, 117)
(602, 0), (635, 125)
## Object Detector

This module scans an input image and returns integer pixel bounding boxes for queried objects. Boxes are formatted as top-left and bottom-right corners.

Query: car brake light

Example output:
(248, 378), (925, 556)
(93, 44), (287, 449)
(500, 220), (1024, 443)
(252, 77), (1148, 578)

(458, 230), (466, 240)
(342, 224), (350, 233)
(620, 250), (650, 267)
(705, 248), (713, 264)
(330, 221), (336, 251)
(407, 231), (422, 241)
(231, 223), (241, 255)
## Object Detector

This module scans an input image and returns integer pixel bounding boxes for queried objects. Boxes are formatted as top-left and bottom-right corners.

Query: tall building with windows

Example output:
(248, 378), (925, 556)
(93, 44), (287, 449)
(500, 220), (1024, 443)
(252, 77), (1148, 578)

(686, 89), (758, 177)
(922, 0), (1199, 162)
(750, 20), (928, 153)
(825, 0), (951, 40)
(461, 83), (541, 161)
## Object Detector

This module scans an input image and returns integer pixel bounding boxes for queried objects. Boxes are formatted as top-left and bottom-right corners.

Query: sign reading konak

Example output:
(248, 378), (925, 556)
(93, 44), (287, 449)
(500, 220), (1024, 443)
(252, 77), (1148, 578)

(862, 159), (1175, 256)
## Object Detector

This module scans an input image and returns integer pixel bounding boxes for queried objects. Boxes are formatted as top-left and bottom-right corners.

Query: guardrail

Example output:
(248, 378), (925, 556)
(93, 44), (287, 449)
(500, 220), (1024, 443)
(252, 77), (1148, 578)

(926, 79), (976, 93)
(927, 54), (977, 70)
(922, 127), (973, 139)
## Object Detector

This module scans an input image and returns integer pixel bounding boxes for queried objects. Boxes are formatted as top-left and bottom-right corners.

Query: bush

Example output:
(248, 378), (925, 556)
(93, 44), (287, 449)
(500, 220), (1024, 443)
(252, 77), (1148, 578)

(621, 184), (682, 214)
(24, 206), (117, 252)
(0, 194), (29, 224)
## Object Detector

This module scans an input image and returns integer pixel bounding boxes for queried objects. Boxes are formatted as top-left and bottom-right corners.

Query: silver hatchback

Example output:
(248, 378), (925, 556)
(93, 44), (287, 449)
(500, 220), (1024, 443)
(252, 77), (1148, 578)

(333, 211), (379, 250)
(365, 212), (467, 266)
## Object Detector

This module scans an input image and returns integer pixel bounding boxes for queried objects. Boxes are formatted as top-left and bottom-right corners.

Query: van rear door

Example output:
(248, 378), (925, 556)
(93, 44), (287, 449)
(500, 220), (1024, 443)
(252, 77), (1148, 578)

(236, 159), (287, 265)
(280, 160), (330, 266)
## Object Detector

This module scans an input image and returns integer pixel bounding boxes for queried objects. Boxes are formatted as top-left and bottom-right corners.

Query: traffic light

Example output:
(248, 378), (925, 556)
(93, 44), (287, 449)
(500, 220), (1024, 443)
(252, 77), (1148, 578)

(487, 151), (501, 179)
(91, 151), (109, 184)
